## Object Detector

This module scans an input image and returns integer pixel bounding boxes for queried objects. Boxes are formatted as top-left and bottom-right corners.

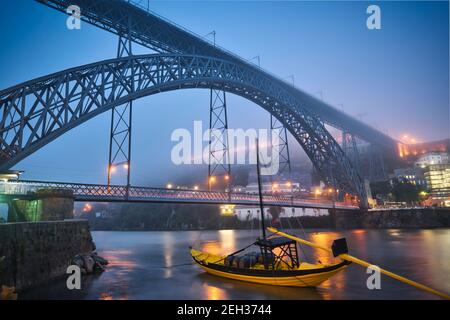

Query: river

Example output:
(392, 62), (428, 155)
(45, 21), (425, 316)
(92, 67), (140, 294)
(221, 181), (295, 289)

(21, 229), (450, 300)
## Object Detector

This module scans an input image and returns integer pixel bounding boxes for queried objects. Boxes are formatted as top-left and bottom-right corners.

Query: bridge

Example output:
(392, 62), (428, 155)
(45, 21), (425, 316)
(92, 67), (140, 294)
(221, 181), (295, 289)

(0, 180), (358, 210)
(0, 0), (403, 210)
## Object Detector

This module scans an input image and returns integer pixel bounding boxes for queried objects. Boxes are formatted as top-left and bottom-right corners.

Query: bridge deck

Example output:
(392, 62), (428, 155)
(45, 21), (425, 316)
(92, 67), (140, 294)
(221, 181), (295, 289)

(0, 181), (359, 210)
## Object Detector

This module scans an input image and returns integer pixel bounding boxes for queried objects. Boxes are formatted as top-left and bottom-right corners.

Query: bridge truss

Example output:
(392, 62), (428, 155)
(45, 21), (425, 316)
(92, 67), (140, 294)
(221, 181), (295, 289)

(0, 180), (358, 210)
(0, 54), (367, 206)
(0, 0), (403, 208)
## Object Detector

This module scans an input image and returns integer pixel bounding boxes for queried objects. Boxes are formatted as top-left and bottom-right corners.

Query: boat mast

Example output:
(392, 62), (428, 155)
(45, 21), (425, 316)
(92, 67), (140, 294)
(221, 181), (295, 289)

(255, 138), (267, 240)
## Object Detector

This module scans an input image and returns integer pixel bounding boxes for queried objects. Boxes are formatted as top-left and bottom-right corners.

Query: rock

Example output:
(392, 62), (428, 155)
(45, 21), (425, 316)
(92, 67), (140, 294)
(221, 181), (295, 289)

(1, 285), (17, 300)
(70, 252), (108, 274)
(92, 252), (108, 266)
(82, 255), (95, 274)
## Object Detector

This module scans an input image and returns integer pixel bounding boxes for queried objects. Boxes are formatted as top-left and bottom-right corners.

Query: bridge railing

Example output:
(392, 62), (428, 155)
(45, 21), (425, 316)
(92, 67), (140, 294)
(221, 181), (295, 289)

(0, 180), (358, 208)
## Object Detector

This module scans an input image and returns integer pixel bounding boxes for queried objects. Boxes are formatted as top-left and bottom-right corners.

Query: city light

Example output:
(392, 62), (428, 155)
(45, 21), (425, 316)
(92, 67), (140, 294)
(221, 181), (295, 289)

(220, 204), (236, 216)
(123, 163), (129, 169)
(224, 175), (230, 180)
(109, 165), (116, 173)
(272, 183), (279, 189)
(314, 188), (321, 196)
(167, 183), (173, 189)
(193, 185), (199, 190)
(82, 203), (92, 212)
(209, 176), (216, 183)
(286, 181), (292, 187)
(328, 188), (333, 193)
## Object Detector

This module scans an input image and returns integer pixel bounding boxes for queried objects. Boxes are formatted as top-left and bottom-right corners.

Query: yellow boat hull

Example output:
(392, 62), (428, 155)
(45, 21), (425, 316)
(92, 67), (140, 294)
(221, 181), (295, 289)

(191, 248), (350, 287)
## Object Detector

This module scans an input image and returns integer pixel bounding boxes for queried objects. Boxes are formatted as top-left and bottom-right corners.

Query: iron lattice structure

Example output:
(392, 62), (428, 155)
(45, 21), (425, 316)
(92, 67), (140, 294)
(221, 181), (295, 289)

(270, 114), (292, 182)
(369, 144), (386, 182)
(0, 180), (359, 210)
(108, 28), (134, 187)
(35, 0), (398, 152)
(342, 131), (361, 176)
(208, 88), (231, 188)
(0, 54), (368, 206)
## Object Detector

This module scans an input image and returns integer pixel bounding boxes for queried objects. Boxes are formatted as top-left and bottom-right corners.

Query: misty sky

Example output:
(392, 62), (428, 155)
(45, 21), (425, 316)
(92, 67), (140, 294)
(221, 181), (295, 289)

(0, 1), (448, 186)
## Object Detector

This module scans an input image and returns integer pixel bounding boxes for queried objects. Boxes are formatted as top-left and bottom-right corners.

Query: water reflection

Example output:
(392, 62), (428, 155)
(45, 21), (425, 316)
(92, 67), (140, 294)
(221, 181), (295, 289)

(20, 229), (450, 300)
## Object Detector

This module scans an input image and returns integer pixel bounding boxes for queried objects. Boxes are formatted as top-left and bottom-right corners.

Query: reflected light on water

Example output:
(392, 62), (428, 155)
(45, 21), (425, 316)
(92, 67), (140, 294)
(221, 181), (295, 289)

(388, 229), (401, 237)
(310, 232), (340, 264)
(100, 292), (113, 300)
(203, 283), (228, 300)
(163, 232), (175, 278)
(201, 230), (237, 255)
(101, 250), (137, 270)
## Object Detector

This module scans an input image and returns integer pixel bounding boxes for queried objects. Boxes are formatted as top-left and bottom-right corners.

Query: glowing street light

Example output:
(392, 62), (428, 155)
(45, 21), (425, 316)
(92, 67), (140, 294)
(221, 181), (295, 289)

(123, 163), (129, 170)
(286, 181), (292, 187)
(109, 165), (117, 173)
(193, 185), (199, 190)
(209, 176), (216, 183)
(224, 175), (230, 181)
(167, 183), (173, 189)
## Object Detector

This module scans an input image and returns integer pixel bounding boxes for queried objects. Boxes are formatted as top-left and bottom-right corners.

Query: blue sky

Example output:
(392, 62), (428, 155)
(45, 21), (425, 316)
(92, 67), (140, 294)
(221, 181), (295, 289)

(0, 1), (448, 186)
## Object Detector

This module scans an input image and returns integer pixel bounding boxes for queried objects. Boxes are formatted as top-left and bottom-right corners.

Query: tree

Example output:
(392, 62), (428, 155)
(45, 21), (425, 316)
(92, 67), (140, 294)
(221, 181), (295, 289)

(391, 178), (419, 204)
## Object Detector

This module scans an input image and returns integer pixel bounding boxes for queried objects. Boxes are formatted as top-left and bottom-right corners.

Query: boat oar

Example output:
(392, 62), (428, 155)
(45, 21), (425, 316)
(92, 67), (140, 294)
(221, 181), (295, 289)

(267, 227), (450, 300)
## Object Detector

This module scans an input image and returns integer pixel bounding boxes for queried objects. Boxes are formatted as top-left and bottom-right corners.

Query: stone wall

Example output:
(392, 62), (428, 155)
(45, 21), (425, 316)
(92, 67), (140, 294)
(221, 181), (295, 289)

(334, 208), (450, 229)
(0, 220), (94, 290)
(361, 208), (450, 229)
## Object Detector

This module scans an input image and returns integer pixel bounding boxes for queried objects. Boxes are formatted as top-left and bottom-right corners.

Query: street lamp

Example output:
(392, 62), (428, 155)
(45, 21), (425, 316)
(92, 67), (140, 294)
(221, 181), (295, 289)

(167, 183), (173, 189)
(208, 176), (216, 191)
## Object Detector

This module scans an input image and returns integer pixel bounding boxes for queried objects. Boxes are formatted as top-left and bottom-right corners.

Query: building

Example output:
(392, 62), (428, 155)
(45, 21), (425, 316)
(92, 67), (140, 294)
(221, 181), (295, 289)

(233, 206), (328, 221)
(398, 138), (450, 159)
(423, 164), (450, 206)
(415, 152), (449, 168)
(392, 167), (427, 186)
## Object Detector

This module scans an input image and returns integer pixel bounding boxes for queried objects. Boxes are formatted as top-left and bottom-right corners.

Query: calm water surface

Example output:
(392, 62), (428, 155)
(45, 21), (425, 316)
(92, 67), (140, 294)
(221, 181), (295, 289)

(22, 229), (450, 300)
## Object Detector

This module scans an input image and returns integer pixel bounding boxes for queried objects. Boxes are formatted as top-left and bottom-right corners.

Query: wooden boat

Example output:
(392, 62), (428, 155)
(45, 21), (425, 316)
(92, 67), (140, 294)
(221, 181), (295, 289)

(190, 138), (351, 287)
(190, 236), (351, 287)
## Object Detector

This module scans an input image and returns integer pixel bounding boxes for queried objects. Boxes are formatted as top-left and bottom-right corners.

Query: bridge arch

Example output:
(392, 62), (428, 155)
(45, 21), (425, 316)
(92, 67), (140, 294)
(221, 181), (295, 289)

(0, 54), (366, 206)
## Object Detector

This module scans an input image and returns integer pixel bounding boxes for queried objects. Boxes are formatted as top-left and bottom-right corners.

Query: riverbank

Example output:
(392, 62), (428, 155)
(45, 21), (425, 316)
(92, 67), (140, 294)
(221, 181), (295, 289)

(335, 207), (450, 229)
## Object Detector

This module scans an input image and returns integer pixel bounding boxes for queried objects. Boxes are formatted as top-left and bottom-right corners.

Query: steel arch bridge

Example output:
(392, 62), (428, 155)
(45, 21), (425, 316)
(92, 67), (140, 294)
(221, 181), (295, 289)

(0, 53), (366, 205)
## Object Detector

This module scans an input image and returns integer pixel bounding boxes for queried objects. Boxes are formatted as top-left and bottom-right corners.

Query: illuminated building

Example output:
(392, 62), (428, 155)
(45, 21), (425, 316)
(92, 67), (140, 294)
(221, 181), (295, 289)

(233, 206), (327, 220)
(415, 152), (449, 168)
(424, 164), (450, 206)
(398, 138), (449, 159)
(393, 167), (426, 186)
(220, 205), (236, 216)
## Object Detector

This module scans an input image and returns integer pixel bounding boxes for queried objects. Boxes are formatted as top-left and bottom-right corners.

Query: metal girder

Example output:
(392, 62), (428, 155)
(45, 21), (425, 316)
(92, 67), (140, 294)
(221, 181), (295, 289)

(369, 144), (387, 182)
(0, 53), (368, 207)
(208, 88), (231, 190)
(35, 0), (399, 152)
(342, 131), (361, 176)
(108, 23), (134, 188)
(270, 114), (292, 182)
(0, 180), (359, 210)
